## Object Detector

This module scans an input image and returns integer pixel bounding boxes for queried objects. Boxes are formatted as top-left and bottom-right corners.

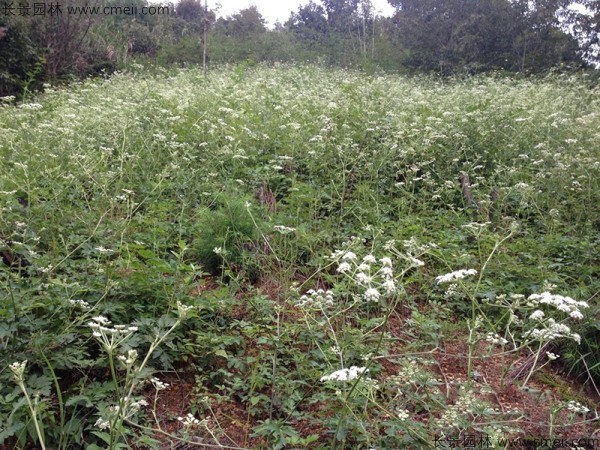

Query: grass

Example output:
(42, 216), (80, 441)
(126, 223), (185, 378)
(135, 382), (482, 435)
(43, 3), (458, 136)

(0, 63), (599, 449)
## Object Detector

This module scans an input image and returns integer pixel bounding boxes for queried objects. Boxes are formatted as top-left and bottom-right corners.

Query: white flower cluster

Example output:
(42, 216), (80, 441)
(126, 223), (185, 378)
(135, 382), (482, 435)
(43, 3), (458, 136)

(128, 398), (148, 413)
(68, 299), (90, 310)
(389, 360), (423, 385)
(89, 316), (138, 335)
(39, 264), (53, 273)
(96, 397), (149, 430)
(150, 377), (169, 390)
(397, 409), (410, 421)
(320, 366), (368, 382)
(178, 413), (207, 428)
(333, 251), (397, 303)
(113, 189), (135, 203)
(18, 102), (43, 110)
(528, 292), (588, 320)
(484, 332), (508, 345)
(273, 225), (296, 234)
(461, 221), (491, 232)
(407, 256), (425, 267)
(176, 300), (194, 319)
(88, 316), (138, 351)
(335, 251), (358, 273)
(95, 418), (110, 430)
(438, 387), (481, 429)
(297, 289), (334, 308)
(435, 269), (477, 284)
(117, 349), (138, 367)
(529, 310), (545, 321)
(337, 262), (351, 273)
(364, 288), (381, 302)
(402, 237), (437, 254)
(523, 318), (581, 344)
(541, 280), (558, 292)
(444, 283), (460, 299)
(566, 400), (589, 414)
(9, 360), (27, 382)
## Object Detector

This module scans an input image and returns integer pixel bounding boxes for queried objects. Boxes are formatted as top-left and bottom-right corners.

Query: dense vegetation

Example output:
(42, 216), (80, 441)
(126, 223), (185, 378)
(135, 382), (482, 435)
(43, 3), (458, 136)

(0, 64), (599, 448)
(1, 0), (600, 97)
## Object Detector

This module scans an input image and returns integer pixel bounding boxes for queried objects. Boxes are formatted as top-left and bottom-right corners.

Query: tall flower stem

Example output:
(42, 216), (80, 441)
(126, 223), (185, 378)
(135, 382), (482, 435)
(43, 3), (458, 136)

(16, 382), (46, 450)
(521, 341), (543, 389)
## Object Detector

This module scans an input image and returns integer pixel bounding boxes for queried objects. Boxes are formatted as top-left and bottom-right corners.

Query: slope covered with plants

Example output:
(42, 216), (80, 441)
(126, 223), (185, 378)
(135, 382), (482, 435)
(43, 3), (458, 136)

(0, 64), (599, 448)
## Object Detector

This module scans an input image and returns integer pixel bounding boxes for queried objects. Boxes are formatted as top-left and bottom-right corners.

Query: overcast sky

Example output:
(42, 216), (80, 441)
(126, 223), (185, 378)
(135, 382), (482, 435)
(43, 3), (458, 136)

(210, 0), (395, 27)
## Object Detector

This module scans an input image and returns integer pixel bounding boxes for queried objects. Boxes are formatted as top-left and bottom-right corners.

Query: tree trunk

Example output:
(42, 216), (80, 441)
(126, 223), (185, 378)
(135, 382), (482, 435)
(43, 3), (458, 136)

(202, 0), (207, 75)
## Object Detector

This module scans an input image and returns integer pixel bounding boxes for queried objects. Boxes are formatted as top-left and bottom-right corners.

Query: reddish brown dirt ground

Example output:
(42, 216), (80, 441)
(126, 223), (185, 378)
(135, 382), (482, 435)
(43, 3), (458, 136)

(145, 284), (599, 450)
(2, 277), (597, 450)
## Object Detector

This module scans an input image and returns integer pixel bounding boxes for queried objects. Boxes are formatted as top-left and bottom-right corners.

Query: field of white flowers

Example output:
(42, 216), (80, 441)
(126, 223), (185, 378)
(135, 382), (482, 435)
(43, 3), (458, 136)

(1, 64), (599, 449)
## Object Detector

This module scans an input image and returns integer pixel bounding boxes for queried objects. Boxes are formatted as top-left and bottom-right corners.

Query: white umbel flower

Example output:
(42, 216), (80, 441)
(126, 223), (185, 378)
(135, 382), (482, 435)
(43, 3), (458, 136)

(364, 288), (381, 302)
(435, 269), (477, 284)
(342, 252), (357, 261)
(337, 261), (351, 273)
(9, 360), (27, 382)
(362, 254), (377, 264)
(529, 310), (545, 321)
(321, 366), (367, 382)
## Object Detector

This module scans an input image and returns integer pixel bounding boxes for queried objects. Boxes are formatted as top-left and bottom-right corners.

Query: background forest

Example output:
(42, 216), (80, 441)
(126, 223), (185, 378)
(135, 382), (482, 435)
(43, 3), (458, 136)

(1, 0), (600, 97)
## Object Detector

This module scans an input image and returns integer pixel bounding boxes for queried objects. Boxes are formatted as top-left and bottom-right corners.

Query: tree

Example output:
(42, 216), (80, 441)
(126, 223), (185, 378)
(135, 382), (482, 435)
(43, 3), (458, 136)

(564, 0), (600, 65)
(510, 0), (580, 71)
(176, 0), (204, 22)
(216, 6), (266, 38)
(387, 0), (584, 73)
(286, 1), (328, 35)
(174, 0), (215, 33)
(285, 0), (329, 53)
(322, 0), (360, 32)
(0, 13), (41, 97)
(388, 0), (469, 72)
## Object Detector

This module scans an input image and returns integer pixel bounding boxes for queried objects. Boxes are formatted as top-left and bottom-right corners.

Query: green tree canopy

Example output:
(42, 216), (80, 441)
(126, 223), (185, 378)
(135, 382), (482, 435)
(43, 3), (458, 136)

(387, 0), (584, 72)
(215, 6), (267, 38)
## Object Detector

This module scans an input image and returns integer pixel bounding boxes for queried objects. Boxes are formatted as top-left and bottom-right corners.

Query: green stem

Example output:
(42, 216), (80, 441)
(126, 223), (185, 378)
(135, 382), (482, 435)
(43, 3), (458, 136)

(331, 297), (401, 448)
(521, 341), (543, 389)
(18, 382), (46, 450)
(39, 348), (65, 449)
(467, 319), (475, 383)
(107, 350), (120, 450)
(8, 281), (19, 321)
(475, 229), (514, 292)
(107, 349), (120, 393)
(123, 319), (181, 405)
